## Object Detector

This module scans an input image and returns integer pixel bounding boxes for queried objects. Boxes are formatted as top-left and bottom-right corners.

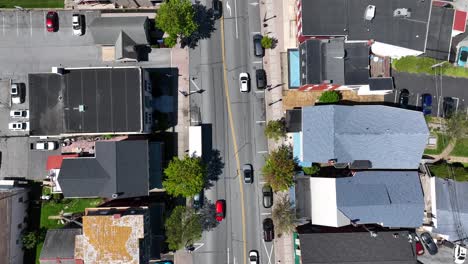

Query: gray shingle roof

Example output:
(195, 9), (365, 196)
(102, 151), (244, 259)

(337, 171), (424, 228)
(302, 105), (429, 169)
(40, 228), (82, 264)
(299, 231), (417, 264)
(89, 16), (149, 46)
(58, 140), (150, 198)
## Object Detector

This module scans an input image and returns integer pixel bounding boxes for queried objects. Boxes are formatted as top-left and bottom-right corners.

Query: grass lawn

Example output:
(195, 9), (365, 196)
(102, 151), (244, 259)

(0, 0), (63, 8)
(393, 56), (468, 78)
(451, 138), (468, 157)
(429, 162), (468, 181)
(424, 133), (451, 155)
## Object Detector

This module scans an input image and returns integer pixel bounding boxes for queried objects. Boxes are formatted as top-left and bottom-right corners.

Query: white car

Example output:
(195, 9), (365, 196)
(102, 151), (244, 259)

(239, 72), (250, 93)
(31, 141), (58, 151)
(8, 122), (29, 131)
(11, 83), (24, 104)
(249, 250), (258, 264)
(455, 244), (467, 264)
(10, 110), (29, 118)
(72, 14), (83, 36)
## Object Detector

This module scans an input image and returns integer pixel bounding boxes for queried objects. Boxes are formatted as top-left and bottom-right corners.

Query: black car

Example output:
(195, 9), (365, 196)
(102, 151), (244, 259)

(443, 97), (455, 118)
(399, 89), (409, 108)
(262, 185), (273, 208)
(243, 164), (253, 184)
(212, 0), (222, 19)
(256, 69), (266, 89)
(262, 218), (274, 242)
(192, 191), (204, 210)
(253, 34), (265, 58)
(420, 232), (438, 255)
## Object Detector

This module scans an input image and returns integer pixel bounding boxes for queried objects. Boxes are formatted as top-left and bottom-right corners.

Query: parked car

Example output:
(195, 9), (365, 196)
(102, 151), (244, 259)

(154, 261), (174, 264)
(458, 46), (468, 67)
(212, 0), (222, 19)
(443, 97), (456, 118)
(11, 83), (24, 104)
(454, 244), (467, 264)
(253, 34), (264, 57)
(30, 141), (59, 151)
(72, 14), (84, 36)
(239, 72), (250, 93)
(399, 89), (409, 108)
(8, 122), (29, 131)
(243, 164), (253, 184)
(262, 218), (274, 242)
(420, 232), (438, 255)
(414, 234), (424, 256)
(10, 110), (29, 118)
(249, 250), (259, 264)
(192, 191), (204, 210)
(215, 200), (225, 222)
(421, 93), (432, 115)
(262, 185), (273, 208)
(46, 11), (58, 32)
(255, 69), (266, 89)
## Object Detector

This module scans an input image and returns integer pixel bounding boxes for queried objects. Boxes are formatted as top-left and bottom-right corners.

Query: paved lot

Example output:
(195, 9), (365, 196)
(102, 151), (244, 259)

(418, 242), (453, 264)
(384, 71), (468, 117)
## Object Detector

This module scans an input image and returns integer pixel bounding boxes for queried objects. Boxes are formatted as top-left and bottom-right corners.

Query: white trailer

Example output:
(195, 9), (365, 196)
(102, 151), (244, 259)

(189, 126), (203, 157)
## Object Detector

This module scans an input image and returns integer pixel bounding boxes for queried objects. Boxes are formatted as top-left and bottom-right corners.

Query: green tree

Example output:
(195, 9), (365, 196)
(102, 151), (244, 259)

(272, 194), (296, 236)
(446, 112), (468, 140)
(261, 35), (273, 49)
(265, 119), (286, 140)
(156, 0), (198, 48)
(165, 206), (202, 250)
(302, 164), (320, 175)
(163, 155), (205, 197)
(262, 145), (297, 191)
(21, 231), (38, 250)
(318, 91), (340, 103)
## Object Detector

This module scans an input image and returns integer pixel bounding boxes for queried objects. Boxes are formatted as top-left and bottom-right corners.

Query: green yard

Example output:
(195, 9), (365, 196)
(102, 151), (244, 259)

(0, 0), (63, 8)
(429, 162), (468, 182)
(393, 56), (468, 78)
(451, 138), (468, 157)
(424, 133), (451, 155)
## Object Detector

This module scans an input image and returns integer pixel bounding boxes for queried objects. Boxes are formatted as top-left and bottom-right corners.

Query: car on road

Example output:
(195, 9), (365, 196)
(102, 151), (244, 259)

(420, 232), (438, 255)
(262, 185), (273, 208)
(215, 200), (225, 222)
(421, 93), (432, 115)
(8, 122), (29, 131)
(458, 46), (468, 67)
(10, 110), (29, 118)
(253, 34), (264, 58)
(11, 83), (25, 104)
(443, 97), (456, 118)
(30, 141), (59, 151)
(262, 218), (274, 242)
(239, 72), (250, 93)
(192, 191), (203, 210)
(255, 69), (266, 89)
(46, 11), (59, 32)
(72, 14), (84, 36)
(399, 89), (409, 108)
(249, 250), (259, 264)
(414, 234), (424, 256)
(212, 0), (222, 19)
(455, 244), (467, 264)
(243, 164), (253, 183)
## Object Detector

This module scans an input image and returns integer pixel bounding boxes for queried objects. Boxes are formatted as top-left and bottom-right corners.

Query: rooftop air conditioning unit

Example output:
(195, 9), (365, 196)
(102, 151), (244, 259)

(364, 5), (376, 21)
(393, 8), (411, 18)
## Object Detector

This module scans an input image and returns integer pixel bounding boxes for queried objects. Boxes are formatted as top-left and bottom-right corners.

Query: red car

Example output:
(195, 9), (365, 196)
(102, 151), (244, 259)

(46, 11), (58, 32)
(414, 235), (425, 256)
(215, 200), (225, 222)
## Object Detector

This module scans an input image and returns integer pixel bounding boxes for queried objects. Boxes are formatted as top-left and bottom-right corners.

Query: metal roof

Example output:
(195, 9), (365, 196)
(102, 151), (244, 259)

(89, 16), (149, 46)
(425, 6), (454, 60)
(40, 229), (82, 264)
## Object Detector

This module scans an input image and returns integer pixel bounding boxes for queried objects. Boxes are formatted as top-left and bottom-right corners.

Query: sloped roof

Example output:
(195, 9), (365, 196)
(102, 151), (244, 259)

(302, 105), (429, 169)
(58, 140), (150, 198)
(89, 16), (149, 46)
(336, 171), (424, 227)
(115, 31), (137, 61)
(425, 6), (454, 60)
(40, 228), (82, 264)
(46, 154), (79, 170)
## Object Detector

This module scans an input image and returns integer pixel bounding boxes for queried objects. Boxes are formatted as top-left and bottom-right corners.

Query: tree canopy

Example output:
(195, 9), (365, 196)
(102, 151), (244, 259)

(262, 145), (297, 191)
(272, 194), (296, 236)
(165, 206), (202, 250)
(156, 0), (198, 47)
(163, 155), (205, 197)
(446, 112), (468, 140)
(265, 119), (286, 141)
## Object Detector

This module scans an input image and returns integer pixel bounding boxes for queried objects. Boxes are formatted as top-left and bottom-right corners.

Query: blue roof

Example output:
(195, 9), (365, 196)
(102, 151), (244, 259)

(302, 105), (429, 169)
(336, 171), (424, 228)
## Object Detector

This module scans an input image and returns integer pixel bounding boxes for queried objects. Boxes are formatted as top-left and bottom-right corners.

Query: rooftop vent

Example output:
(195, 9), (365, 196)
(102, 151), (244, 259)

(393, 8), (411, 18)
(364, 5), (376, 21)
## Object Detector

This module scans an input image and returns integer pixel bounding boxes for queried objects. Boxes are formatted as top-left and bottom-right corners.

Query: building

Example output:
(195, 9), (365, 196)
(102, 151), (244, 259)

(56, 140), (162, 199)
(295, 171), (424, 228)
(297, 231), (418, 264)
(28, 67), (153, 137)
(0, 180), (29, 264)
(74, 207), (151, 264)
(39, 228), (82, 264)
(298, 105), (429, 169)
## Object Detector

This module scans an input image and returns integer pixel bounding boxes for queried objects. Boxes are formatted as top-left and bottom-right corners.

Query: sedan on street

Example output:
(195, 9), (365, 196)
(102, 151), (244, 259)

(239, 72), (250, 93)
(243, 164), (253, 184)
(262, 185), (273, 208)
(420, 232), (438, 255)
(215, 200), (225, 222)
(249, 250), (259, 264)
(263, 218), (274, 242)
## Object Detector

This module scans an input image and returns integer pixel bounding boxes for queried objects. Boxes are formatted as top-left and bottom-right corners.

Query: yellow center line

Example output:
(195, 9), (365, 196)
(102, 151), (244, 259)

(220, 16), (247, 264)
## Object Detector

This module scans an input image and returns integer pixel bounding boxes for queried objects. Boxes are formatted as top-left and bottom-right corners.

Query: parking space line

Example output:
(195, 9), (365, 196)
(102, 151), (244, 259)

(254, 90), (264, 94)
(394, 90), (398, 103)
(261, 212), (271, 215)
(416, 93), (419, 107)
(43, 11), (46, 35)
(253, 61), (262, 64)
(255, 120), (265, 123)
(257, 150), (268, 154)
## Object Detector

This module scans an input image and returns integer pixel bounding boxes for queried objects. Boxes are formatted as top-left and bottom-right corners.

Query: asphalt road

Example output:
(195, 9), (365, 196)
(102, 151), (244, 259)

(189, 0), (271, 264)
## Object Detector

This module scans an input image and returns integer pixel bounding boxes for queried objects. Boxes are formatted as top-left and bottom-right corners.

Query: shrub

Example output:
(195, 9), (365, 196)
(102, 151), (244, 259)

(318, 91), (340, 103)
(265, 119), (286, 140)
(302, 164), (320, 175)
(261, 36), (273, 49)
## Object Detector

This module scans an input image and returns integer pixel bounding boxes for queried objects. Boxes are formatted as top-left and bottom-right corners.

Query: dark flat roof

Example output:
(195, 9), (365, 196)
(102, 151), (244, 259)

(426, 6), (454, 60)
(29, 68), (143, 136)
(344, 42), (370, 85)
(301, 0), (432, 52)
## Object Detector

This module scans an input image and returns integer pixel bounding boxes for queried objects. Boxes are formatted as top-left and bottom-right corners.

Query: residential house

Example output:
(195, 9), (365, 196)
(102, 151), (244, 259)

(55, 140), (162, 199)
(297, 105), (429, 169)
(295, 171), (424, 228)
(0, 180), (29, 264)
(39, 228), (82, 264)
(28, 66), (153, 136)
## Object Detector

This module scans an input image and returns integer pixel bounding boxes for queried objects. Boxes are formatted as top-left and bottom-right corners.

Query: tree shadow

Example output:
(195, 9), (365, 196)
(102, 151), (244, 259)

(181, 3), (216, 49)
(204, 149), (224, 189)
(271, 37), (279, 49)
(198, 198), (219, 231)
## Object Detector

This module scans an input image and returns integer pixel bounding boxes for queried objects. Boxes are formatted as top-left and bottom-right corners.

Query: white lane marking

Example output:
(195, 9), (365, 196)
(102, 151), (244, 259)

(250, 2), (259, 6)
(259, 181), (267, 184)
(261, 212), (271, 215)
(234, 0), (238, 38)
(190, 78), (201, 92)
(255, 120), (266, 123)
(226, 1), (232, 16)
(257, 150), (268, 154)
(234, 256), (237, 264)
(262, 239), (274, 264)
(227, 247), (230, 264)
(253, 61), (262, 64)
